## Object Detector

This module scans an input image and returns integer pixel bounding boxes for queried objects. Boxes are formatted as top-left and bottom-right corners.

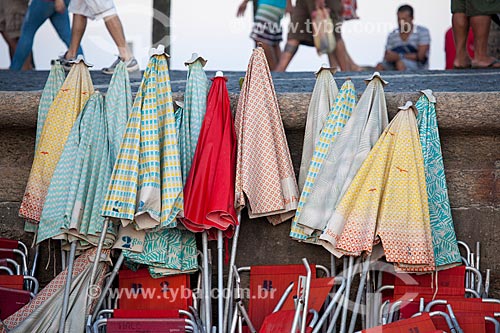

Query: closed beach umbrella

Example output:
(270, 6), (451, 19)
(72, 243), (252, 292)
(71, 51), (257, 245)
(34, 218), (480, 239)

(290, 79), (356, 242)
(332, 102), (435, 273)
(101, 46), (183, 231)
(295, 73), (388, 249)
(416, 90), (461, 269)
(298, 65), (338, 191)
(234, 46), (299, 224)
(35, 60), (65, 151)
(37, 62), (131, 249)
(1, 249), (109, 333)
(179, 54), (209, 184)
(181, 73), (237, 238)
(19, 58), (94, 225)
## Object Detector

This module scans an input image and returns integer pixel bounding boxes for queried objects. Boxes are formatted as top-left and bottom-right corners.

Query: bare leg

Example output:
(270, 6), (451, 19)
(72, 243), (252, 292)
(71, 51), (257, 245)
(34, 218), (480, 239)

(104, 15), (131, 60)
(452, 13), (471, 68)
(375, 63), (385, 71)
(66, 14), (87, 59)
(395, 59), (406, 71)
(333, 38), (349, 71)
(470, 15), (500, 67)
(327, 52), (339, 69)
(275, 39), (299, 72)
(259, 41), (278, 70)
(273, 44), (281, 69)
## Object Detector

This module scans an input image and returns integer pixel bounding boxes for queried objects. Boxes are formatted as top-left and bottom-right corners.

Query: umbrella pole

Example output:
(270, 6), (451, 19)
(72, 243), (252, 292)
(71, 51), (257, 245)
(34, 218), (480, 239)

(217, 230), (224, 333)
(90, 218), (109, 286)
(59, 241), (77, 333)
(224, 213), (241, 331)
(348, 256), (370, 333)
(90, 252), (124, 322)
(202, 231), (212, 332)
(61, 241), (66, 271)
(340, 256), (354, 333)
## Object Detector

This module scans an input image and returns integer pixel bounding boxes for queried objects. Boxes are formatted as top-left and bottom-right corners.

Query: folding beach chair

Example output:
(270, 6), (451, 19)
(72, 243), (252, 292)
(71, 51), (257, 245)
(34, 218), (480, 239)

(259, 276), (346, 333)
(233, 263), (330, 331)
(91, 267), (199, 333)
(0, 248), (28, 276)
(92, 309), (199, 333)
(425, 298), (500, 333)
(0, 275), (39, 320)
(361, 313), (442, 333)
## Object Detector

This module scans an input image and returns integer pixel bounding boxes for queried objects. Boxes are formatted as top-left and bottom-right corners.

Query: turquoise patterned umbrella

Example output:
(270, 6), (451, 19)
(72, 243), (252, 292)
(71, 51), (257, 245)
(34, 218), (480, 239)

(416, 90), (461, 268)
(37, 62), (132, 249)
(290, 79), (356, 242)
(35, 61), (65, 151)
(179, 54), (209, 184)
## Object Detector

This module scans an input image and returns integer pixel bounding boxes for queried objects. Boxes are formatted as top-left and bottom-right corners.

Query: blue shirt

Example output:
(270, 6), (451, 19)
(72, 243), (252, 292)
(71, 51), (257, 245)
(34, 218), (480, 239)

(258, 0), (286, 9)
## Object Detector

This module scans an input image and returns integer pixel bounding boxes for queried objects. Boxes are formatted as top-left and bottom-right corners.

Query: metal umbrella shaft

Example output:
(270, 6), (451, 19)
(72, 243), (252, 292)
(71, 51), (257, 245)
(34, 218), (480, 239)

(59, 241), (77, 333)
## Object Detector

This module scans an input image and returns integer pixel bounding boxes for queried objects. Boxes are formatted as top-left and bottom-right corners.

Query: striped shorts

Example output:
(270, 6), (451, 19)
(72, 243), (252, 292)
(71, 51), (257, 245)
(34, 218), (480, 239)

(250, 4), (285, 46)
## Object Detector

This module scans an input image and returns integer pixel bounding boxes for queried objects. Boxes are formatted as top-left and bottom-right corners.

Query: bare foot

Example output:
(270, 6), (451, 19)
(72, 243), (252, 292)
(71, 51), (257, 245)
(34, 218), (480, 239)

(453, 52), (471, 69)
(471, 57), (500, 68)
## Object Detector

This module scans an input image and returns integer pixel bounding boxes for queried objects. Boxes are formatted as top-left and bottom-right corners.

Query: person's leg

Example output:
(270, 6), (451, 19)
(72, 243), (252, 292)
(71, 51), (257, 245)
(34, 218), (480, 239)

(395, 59), (407, 71)
(103, 14), (131, 60)
(275, 39), (299, 72)
(333, 38), (349, 71)
(65, 14), (87, 59)
(375, 62), (385, 71)
(10, 0), (50, 70)
(452, 13), (471, 68)
(327, 52), (339, 69)
(470, 15), (500, 67)
(50, 2), (83, 55)
(260, 42), (278, 70)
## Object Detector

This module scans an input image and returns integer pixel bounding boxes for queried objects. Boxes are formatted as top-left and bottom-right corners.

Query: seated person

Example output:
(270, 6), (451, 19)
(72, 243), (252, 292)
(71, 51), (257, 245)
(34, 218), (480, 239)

(376, 4), (430, 71)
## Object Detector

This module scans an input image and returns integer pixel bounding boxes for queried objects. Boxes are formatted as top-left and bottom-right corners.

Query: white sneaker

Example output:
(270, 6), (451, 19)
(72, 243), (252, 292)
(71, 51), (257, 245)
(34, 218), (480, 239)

(102, 56), (139, 74)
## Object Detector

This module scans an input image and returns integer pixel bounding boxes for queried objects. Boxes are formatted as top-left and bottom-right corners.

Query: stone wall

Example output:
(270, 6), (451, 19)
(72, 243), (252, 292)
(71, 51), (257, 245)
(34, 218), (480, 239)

(0, 90), (498, 297)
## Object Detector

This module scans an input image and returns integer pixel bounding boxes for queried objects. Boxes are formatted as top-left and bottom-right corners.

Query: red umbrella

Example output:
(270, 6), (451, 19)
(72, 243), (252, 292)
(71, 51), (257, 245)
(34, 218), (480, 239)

(180, 72), (238, 239)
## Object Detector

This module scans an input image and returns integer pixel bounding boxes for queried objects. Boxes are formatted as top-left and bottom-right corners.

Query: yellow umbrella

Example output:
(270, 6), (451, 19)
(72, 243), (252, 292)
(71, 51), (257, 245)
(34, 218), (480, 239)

(332, 102), (435, 273)
(19, 58), (94, 225)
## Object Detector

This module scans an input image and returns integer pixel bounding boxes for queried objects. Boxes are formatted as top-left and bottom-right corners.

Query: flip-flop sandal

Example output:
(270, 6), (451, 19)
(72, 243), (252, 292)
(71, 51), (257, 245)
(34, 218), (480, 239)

(453, 64), (472, 69)
(471, 59), (500, 69)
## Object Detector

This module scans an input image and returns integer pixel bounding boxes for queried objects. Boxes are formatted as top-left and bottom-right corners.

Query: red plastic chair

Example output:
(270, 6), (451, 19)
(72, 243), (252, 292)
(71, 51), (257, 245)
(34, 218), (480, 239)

(238, 264), (324, 331)
(361, 313), (440, 333)
(0, 287), (32, 320)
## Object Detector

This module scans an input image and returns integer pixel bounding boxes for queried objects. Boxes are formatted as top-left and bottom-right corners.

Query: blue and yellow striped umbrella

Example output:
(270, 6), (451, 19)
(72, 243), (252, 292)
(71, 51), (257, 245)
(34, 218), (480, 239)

(290, 79), (356, 242)
(179, 57), (209, 184)
(101, 52), (183, 231)
(416, 90), (461, 269)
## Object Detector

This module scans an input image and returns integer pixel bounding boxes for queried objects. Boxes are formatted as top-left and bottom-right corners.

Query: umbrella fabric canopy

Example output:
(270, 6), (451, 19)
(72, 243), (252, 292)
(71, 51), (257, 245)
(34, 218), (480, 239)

(297, 66), (338, 192)
(105, 61), (133, 162)
(35, 61), (65, 152)
(235, 47), (299, 224)
(174, 102), (184, 138)
(1, 249), (109, 332)
(290, 80), (356, 242)
(179, 56), (209, 184)
(123, 228), (198, 277)
(101, 48), (183, 231)
(332, 103), (435, 273)
(19, 60), (94, 225)
(37, 62), (131, 249)
(180, 76), (237, 239)
(295, 73), (389, 245)
(416, 90), (461, 269)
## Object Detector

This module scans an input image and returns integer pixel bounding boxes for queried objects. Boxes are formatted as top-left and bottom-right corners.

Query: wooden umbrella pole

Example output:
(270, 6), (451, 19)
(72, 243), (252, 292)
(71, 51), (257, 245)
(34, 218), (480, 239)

(59, 241), (77, 333)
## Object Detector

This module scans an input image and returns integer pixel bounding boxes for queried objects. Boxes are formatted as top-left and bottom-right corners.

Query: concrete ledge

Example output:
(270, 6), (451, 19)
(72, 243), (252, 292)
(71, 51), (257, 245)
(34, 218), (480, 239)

(1, 91), (499, 134)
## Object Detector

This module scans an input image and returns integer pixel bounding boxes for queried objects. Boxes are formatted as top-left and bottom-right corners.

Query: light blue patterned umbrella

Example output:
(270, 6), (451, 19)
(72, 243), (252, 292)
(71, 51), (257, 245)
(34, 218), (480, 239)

(179, 54), (209, 184)
(37, 62), (132, 249)
(416, 90), (461, 268)
(35, 61), (65, 151)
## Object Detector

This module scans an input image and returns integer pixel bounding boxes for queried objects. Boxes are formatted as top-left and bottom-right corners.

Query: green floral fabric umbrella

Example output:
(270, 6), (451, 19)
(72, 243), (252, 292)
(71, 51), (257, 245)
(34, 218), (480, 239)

(416, 90), (461, 268)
